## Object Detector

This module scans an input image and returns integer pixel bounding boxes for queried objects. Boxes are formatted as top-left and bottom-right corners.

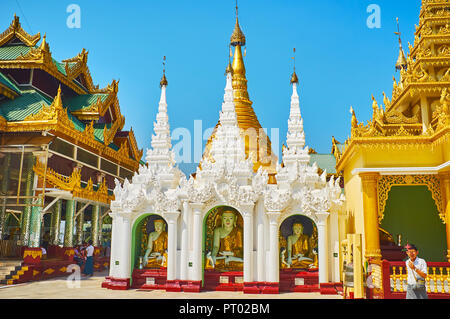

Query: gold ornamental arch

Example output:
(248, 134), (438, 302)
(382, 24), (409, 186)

(377, 174), (445, 224)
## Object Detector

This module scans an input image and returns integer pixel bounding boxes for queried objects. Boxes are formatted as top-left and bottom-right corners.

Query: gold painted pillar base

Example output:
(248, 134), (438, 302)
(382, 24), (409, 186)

(360, 172), (382, 261)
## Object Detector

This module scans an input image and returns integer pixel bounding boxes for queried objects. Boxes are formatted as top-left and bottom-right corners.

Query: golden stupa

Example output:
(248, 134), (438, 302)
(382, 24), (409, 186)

(202, 7), (278, 178)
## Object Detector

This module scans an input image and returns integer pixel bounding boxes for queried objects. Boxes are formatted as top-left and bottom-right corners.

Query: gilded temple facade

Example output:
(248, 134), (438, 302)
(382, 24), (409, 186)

(104, 11), (345, 294)
(0, 15), (142, 273)
(335, 0), (450, 297)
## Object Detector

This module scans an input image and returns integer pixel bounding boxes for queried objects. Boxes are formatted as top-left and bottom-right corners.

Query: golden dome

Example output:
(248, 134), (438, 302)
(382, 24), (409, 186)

(230, 18), (246, 47)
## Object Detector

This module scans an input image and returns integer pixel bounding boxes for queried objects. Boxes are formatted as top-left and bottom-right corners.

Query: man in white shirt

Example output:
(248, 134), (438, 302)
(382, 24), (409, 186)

(405, 243), (428, 299)
(82, 240), (95, 277)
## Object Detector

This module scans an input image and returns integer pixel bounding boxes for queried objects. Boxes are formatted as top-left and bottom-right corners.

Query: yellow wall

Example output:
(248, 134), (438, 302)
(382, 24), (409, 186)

(338, 134), (450, 260)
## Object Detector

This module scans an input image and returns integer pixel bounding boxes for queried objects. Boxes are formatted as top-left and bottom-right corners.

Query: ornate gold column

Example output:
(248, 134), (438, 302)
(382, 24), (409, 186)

(438, 172), (450, 261)
(360, 172), (382, 261)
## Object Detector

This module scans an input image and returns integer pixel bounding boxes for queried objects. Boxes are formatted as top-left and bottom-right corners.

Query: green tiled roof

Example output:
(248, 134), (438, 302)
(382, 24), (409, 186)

(309, 154), (337, 174)
(52, 59), (67, 76)
(0, 71), (20, 94)
(0, 44), (31, 60)
(0, 89), (51, 121)
(65, 93), (109, 112)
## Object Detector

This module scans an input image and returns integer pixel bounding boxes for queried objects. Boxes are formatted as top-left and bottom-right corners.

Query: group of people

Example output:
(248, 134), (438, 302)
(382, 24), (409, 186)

(73, 240), (95, 277)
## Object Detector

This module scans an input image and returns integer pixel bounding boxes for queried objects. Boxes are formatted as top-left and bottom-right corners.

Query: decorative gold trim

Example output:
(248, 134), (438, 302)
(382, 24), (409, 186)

(33, 160), (113, 204)
(377, 174), (445, 224)
(0, 83), (18, 99)
(0, 15), (40, 47)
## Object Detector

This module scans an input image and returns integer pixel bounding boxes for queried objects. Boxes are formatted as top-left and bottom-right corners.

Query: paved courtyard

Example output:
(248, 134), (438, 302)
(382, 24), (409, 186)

(0, 270), (342, 299)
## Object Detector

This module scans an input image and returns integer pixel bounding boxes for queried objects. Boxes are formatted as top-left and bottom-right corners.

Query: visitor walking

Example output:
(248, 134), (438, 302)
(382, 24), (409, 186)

(73, 245), (84, 268)
(405, 243), (428, 299)
(82, 240), (94, 277)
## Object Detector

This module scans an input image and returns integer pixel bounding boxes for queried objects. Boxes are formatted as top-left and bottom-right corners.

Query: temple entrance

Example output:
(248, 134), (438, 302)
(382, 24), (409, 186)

(279, 214), (319, 292)
(130, 214), (168, 289)
(202, 206), (244, 291)
(380, 185), (447, 262)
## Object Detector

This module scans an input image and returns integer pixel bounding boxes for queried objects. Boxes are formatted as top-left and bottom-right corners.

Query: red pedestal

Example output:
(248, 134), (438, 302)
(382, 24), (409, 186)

(204, 270), (244, 291)
(23, 247), (42, 265)
(166, 280), (182, 292)
(102, 277), (130, 290)
(243, 282), (260, 294)
(181, 280), (202, 293)
(279, 269), (319, 293)
(260, 282), (279, 294)
(132, 268), (167, 290)
(319, 282), (341, 295)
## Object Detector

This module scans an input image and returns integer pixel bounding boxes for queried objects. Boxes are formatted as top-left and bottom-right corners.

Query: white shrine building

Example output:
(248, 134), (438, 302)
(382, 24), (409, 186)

(102, 13), (345, 294)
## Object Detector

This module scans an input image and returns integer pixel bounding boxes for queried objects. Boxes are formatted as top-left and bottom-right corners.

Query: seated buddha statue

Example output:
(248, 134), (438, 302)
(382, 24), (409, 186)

(143, 219), (168, 268)
(205, 210), (243, 271)
(284, 222), (317, 270)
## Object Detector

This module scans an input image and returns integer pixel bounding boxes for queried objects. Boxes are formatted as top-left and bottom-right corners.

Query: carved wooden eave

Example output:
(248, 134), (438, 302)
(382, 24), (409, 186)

(0, 115), (7, 131)
(103, 118), (122, 147)
(0, 48), (89, 96)
(70, 91), (116, 121)
(4, 93), (138, 171)
(33, 160), (114, 204)
(0, 15), (40, 47)
(390, 82), (450, 110)
(410, 33), (450, 56)
(0, 82), (18, 99)
(128, 128), (144, 161)
(336, 127), (450, 173)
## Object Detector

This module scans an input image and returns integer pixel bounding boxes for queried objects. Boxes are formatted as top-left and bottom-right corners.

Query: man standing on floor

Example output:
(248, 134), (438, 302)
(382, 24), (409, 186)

(82, 240), (95, 277)
(405, 243), (428, 299)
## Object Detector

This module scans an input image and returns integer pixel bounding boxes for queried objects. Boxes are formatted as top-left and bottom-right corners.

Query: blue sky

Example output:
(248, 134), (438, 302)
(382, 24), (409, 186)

(2, 0), (421, 174)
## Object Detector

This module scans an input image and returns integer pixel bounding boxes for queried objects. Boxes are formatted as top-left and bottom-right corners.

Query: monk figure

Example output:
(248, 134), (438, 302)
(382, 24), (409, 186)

(143, 219), (168, 268)
(285, 222), (317, 269)
(206, 210), (243, 271)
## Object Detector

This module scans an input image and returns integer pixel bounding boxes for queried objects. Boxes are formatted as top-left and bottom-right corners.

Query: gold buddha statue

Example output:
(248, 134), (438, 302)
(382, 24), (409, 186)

(205, 210), (243, 271)
(281, 222), (318, 270)
(143, 219), (168, 268)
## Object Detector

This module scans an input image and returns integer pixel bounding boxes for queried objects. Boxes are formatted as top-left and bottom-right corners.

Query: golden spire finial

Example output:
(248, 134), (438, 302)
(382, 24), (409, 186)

(230, 0), (246, 47)
(53, 85), (63, 110)
(395, 18), (407, 71)
(160, 56), (168, 87)
(226, 46), (234, 74)
(290, 48), (299, 84)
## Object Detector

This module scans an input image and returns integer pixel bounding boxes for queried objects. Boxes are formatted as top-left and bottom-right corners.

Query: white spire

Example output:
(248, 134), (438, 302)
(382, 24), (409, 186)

(286, 82), (306, 150)
(145, 80), (175, 168)
(208, 71), (246, 165)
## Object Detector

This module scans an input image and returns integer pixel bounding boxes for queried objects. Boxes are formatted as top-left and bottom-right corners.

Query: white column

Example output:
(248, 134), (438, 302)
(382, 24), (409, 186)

(256, 201), (266, 282)
(191, 203), (204, 282)
(180, 201), (189, 280)
(109, 215), (118, 278)
(242, 206), (254, 283)
(165, 211), (180, 281)
(114, 215), (132, 279)
(317, 212), (330, 284)
(267, 211), (281, 283)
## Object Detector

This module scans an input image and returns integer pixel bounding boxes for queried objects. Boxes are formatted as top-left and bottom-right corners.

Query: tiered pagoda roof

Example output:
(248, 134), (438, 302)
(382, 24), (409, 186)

(0, 15), (143, 168)
(335, 0), (450, 167)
